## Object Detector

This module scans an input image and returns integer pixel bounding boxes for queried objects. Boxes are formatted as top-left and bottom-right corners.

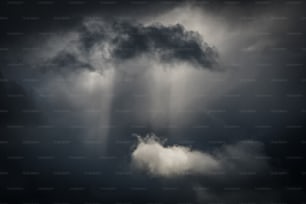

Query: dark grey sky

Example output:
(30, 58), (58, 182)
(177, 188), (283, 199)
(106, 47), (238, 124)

(1, 0), (306, 203)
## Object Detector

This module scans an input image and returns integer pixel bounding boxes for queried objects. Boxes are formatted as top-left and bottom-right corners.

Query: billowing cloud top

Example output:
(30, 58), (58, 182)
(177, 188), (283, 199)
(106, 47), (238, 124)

(42, 20), (218, 73)
(132, 134), (220, 177)
(132, 134), (267, 178)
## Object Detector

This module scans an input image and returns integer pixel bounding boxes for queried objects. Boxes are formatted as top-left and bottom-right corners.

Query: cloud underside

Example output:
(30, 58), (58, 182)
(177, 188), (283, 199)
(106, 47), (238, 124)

(110, 22), (217, 68)
(132, 134), (267, 177)
(43, 21), (218, 73)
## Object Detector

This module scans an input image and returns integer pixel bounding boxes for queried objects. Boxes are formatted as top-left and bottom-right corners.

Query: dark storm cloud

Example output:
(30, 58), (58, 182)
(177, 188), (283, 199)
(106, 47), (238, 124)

(110, 22), (218, 69)
(39, 20), (218, 73)
(77, 23), (107, 52)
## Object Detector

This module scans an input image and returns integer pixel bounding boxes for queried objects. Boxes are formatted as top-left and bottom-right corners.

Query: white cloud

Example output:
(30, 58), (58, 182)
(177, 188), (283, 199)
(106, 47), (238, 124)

(131, 134), (220, 177)
(131, 134), (267, 177)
